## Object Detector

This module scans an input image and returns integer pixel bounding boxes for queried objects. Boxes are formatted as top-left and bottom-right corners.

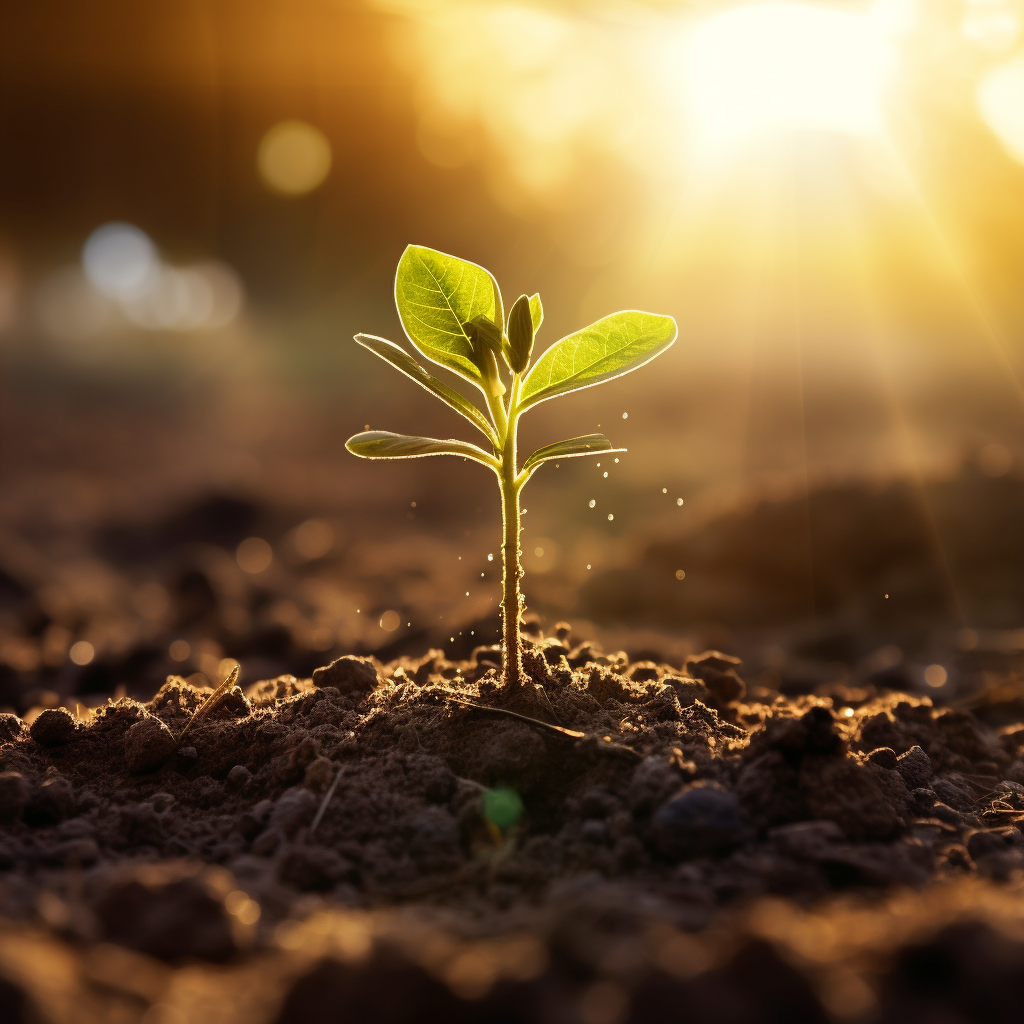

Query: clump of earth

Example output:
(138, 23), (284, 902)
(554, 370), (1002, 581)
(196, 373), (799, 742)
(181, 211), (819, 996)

(2, 627), (1024, 1023)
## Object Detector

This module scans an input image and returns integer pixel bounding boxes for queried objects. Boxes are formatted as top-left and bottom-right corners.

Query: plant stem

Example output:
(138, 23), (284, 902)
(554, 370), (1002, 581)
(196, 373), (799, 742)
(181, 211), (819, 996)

(498, 401), (524, 695)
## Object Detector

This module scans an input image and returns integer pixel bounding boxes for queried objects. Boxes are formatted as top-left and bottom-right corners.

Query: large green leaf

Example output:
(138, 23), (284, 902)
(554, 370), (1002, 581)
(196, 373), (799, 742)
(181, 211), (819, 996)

(521, 434), (625, 476)
(346, 431), (498, 469)
(395, 245), (502, 390)
(519, 311), (676, 410)
(354, 334), (496, 443)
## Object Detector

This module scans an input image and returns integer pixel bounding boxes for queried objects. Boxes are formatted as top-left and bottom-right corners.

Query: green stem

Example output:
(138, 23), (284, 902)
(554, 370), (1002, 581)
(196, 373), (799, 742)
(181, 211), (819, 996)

(497, 385), (524, 695)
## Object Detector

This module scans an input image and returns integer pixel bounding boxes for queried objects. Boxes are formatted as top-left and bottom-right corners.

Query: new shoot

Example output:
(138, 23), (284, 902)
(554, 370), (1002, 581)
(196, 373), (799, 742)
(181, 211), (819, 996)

(346, 246), (676, 705)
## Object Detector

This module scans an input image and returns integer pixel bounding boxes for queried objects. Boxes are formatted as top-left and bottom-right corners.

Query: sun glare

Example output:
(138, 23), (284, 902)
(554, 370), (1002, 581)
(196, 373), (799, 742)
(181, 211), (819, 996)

(683, 4), (897, 149)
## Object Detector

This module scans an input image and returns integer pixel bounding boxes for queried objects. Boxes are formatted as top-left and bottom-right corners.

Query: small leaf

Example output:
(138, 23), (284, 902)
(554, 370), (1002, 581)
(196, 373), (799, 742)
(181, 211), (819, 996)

(521, 434), (625, 475)
(507, 295), (534, 374)
(395, 245), (500, 390)
(519, 310), (676, 410)
(346, 431), (498, 469)
(528, 293), (543, 333)
(354, 334), (496, 442)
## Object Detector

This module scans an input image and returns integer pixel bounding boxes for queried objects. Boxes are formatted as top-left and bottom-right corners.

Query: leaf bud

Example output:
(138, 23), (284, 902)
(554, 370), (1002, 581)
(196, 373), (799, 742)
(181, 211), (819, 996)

(507, 294), (534, 374)
(465, 319), (506, 397)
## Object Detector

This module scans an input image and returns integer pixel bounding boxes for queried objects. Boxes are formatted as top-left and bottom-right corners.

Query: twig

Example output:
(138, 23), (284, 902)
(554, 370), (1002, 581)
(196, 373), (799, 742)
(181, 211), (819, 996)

(446, 697), (585, 740)
(177, 664), (240, 746)
(310, 766), (345, 837)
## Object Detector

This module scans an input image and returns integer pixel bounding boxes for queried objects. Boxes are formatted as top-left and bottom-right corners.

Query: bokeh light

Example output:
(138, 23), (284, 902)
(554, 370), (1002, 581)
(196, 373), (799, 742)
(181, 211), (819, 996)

(82, 222), (160, 300)
(257, 120), (332, 195)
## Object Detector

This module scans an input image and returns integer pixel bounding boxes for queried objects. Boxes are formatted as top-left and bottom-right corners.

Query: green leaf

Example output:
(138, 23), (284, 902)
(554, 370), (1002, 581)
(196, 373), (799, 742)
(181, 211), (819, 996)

(395, 245), (502, 390)
(346, 431), (498, 469)
(518, 310), (676, 410)
(528, 293), (543, 333)
(521, 433), (625, 475)
(354, 334), (497, 443)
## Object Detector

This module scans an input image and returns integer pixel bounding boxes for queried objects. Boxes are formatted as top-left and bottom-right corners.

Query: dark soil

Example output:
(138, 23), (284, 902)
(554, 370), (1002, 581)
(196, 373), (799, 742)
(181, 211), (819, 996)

(4, 631), (1024, 1022)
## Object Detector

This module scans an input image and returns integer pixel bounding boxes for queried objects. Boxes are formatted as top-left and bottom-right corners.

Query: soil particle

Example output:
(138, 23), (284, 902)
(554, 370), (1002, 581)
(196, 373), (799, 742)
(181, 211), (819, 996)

(652, 784), (750, 858)
(311, 655), (379, 695)
(29, 708), (79, 746)
(124, 716), (178, 773)
(0, 772), (30, 821)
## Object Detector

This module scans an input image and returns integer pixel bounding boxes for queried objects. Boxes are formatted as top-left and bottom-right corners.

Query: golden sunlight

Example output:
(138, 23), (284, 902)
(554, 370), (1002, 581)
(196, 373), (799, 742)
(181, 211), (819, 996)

(683, 4), (897, 148)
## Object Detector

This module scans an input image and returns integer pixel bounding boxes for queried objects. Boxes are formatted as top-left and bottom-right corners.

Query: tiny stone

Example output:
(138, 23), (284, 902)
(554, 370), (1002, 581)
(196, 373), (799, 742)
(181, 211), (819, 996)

(124, 717), (178, 774)
(30, 708), (79, 746)
(227, 764), (252, 787)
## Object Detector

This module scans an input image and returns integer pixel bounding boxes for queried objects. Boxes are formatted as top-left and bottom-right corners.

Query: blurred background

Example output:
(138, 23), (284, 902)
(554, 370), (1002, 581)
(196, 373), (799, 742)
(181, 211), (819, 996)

(3, 0), (1024, 714)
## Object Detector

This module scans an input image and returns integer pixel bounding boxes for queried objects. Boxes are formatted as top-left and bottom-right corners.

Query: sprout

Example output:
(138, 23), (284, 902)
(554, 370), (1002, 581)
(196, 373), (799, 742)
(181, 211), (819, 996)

(346, 245), (676, 705)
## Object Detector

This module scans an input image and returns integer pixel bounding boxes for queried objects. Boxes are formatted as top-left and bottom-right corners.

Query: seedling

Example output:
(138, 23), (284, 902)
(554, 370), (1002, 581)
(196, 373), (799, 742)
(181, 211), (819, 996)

(346, 246), (676, 705)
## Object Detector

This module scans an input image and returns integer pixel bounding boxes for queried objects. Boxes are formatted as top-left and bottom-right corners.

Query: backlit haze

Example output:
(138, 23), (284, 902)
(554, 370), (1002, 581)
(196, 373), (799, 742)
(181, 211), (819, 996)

(3, 0), (1024, 706)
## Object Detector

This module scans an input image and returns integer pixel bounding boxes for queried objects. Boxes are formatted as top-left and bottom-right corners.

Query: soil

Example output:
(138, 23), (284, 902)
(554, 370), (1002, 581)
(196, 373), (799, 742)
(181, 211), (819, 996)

(3, 630), (1024, 1022)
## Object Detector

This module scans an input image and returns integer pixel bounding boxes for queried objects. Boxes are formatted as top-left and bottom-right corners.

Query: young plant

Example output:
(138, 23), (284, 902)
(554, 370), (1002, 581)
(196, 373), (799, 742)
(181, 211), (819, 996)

(346, 246), (676, 705)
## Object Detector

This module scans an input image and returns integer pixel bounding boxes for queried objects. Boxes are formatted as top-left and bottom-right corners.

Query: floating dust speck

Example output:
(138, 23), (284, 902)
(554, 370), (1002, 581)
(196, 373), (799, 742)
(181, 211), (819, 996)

(662, 487), (668, 493)
(622, 412), (628, 419)
(607, 514), (614, 521)
(487, 553), (494, 561)
(603, 472), (608, 478)
(589, 499), (596, 508)
(676, 498), (684, 506)
(379, 610), (400, 632)
(924, 664), (948, 688)
(675, 569), (686, 580)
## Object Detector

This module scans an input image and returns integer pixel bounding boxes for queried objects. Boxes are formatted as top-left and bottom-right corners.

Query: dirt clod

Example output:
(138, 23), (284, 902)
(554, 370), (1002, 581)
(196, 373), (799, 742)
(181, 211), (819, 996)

(124, 716), (178, 773)
(29, 708), (79, 746)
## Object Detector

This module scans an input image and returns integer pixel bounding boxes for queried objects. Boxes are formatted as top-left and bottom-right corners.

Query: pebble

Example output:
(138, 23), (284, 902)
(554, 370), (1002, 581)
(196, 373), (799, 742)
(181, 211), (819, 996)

(227, 764), (252, 787)
(124, 717), (178, 773)
(653, 785), (750, 859)
(29, 708), (78, 746)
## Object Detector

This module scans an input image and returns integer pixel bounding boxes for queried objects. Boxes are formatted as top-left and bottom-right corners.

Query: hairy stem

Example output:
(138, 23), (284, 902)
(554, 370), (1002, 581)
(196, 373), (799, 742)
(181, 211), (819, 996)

(498, 402), (524, 695)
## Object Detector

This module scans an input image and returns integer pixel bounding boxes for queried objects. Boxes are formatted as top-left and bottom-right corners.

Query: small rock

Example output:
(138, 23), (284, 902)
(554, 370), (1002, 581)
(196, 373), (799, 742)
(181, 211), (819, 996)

(311, 656), (378, 695)
(896, 745), (932, 789)
(226, 764), (252, 787)
(278, 846), (355, 890)
(251, 828), (285, 856)
(0, 714), (25, 743)
(967, 830), (1007, 862)
(0, 771), (30, 820)
(30, 708), (78, 746)
(269, 787), (318, 835)
(124, 717), (177, 774)
(653, 785), (750, 859)
(35, 775), (75, 821)
(867, 747), (899, 770)
(685, 651), (746, 705)
(665, 676), (712, 708)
